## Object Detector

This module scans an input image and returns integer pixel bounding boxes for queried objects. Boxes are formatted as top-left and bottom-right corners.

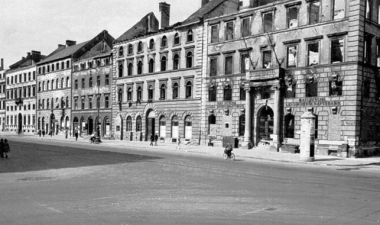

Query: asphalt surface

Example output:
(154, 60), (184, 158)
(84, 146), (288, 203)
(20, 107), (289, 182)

(1, 138), (380, 225)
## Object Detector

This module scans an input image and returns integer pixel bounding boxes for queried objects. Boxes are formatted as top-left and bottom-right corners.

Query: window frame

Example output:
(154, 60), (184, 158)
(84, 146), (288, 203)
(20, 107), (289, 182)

(225, 21), (234, 41)
(224, 55), (233, 75)
(307, 41), (320, 66)
(262, 11), (274, 33)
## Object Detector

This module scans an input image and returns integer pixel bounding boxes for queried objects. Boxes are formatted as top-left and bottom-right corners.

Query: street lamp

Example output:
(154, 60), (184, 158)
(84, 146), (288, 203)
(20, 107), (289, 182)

(93, 68), (102, 144)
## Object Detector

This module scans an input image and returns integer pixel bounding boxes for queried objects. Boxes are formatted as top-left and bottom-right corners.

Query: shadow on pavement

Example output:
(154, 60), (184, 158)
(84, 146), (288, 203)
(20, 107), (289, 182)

(314, 158), (344, 162)
(0, 141), (162, 174)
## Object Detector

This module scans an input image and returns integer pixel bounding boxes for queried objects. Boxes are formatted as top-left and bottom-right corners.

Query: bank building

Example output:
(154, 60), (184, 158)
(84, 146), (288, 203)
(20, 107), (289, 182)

(199, 0), (380, 157)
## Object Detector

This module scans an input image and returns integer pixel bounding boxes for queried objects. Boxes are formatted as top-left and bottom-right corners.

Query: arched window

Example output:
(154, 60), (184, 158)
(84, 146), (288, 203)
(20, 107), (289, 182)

(42, 99), (45, 109)
(137, 61), (143, 75)
(119, 46), (124, 57)
(66, 77), (69, 88)
(128, 44), (133, 55)
(174, 33), (180, 45)
(173, 54), (180, 70)
(209, 115), (216, 125)
(47, 99), (50, 109)
(47, 81), (50, 90)
(52, 64), (55, 71)
(136, 116), (142, 132)
(161, 56), (167, 71)
(186, 81), (192, 98)
(127, 87), (133, 101)
(61, 62), (64, 70)
(149, 39), (155, 50)
(138, 41), (143, 52)
(60, 97), (64, 108)
(184, 116), (192, 139)
(96, 95), (100, 108)
(128, 63), (133, 76)
(118, 63), (124, 77)
(118, 88), (123, 103)
(56, 78), (59, 89)
(137, 86), (142, 101)
(173, 82), (179, 99)
(56, 62), (59, 70)
(161, 36), (167, 48)
(126, 116), (132, 131)
(149, 58), (155, 73)
(209, 86), (216, 101)
(171, 116), (179, 138)
(61, 78), (64, 88)
(186, 51), (193, 68)
(66, 96), (69, 108)
(284, 113), (295, 138)
(187, 30), (193, 42)
(51, 80), (54, 90)
(160, 84), (166, 100)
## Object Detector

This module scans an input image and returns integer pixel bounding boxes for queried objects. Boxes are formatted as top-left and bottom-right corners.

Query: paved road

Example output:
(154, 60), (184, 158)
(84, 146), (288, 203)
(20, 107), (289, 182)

(1, 139), (380, 225)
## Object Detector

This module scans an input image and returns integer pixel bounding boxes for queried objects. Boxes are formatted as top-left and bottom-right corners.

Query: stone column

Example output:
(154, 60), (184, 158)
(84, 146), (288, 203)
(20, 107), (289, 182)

(271, 85), (282, 151)
(300, 108), (316, 162)
(242, 83), (252, 149)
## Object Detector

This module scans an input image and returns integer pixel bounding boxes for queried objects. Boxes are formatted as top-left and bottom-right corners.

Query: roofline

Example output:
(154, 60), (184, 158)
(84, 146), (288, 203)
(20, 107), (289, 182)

(37, 55), (72, 66)
(6, 64), (37, 74)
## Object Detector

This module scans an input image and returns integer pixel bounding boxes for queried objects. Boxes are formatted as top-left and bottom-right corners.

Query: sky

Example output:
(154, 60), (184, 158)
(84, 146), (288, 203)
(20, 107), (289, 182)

(0, 0), (201, 69)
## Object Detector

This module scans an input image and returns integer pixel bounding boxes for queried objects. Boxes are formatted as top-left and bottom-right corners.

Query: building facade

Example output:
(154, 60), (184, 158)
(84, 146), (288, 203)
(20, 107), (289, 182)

(200, 0), (380, 157)
(111, 0), (236, 144)
(0, 59), (6, 131)
(5, 51), (43, 134)
(71, 30), (114, 138)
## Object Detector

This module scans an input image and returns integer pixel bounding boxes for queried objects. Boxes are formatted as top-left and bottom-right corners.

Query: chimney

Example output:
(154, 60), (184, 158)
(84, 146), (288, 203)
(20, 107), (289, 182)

(66, 40), (76, 46)
(0, 58), (3, 70)
(159, 2), (170, 29)
(27, 52), (31, 57)
(31, 51), (42, 63)
(202, 0), (210, 7)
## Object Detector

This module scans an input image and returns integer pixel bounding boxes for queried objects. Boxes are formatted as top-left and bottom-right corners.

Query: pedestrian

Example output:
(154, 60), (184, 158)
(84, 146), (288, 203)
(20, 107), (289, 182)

(74, 129), (79, 141)
(176, 136), (181, 149)
(42, 130), (45, 137)
(0, 139), (4, 158)
(38, 129), (41, 137)
(150, 134), (154, 146)
(154, 133), (159, 146)
(65, 129), (68, 139)
(3, 139), (10, 159)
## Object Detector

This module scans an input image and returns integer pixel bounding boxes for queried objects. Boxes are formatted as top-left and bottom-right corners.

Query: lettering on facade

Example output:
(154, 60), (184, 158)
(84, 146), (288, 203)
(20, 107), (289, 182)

(286, 98), (341, 107)
(206, 101), (245, 109)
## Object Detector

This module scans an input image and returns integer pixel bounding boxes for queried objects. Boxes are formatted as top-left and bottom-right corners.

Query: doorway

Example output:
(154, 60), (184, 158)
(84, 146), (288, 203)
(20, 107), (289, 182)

(18, 113), (22, 134)
(146, 110), (155, 141)
(257, 106), (274, 144)
(88, 117), (94, 135)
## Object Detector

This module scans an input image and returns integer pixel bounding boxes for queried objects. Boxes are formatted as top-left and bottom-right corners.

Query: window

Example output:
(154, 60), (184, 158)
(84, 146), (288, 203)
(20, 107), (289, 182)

(333, 0), (345, 20)
(211, 25), (219, 43)
(82, 78), (85, 88)
(378, 1), (380, 23)
(186, 51), (193, 68)
(225, 21), (234, 40)
(241, 17), (250, 37)
(148, 85), (154, 100)
(61, 62), (64, 70)
(137, 61), (143, 74)
(51, 80), (54, 90)
(306, 78), (318, 97)
(224, 84), (232, 101)
(172, 82), (179, 99)
(363, 79), (370, 98)
(366, 0), (372, 19)
(128, 63), (133, 76)
(127, 87), (132, 101)
(118, 89), (123, 103)
(97, 75), (100, 86)
(210, 57), (218, 76)
(284, 113), (295, 138)
(126, 116), (132, 131)
(56, 78), (59, 89)
(128, 44), (133, 55)
(307, 42), (319, 66)
(173, 54), (180, 70)
(239, 114), (245, 136)
(161, 56), (167, 71)
(209, 86), (216, 101)
(364, 34), (372, 64)
(186, 81), (192, 98)
(309, 1), (320, 24)
(89, 96), (93, 109)
(148, 59), (155, 73)
(225, 56), (233, 75)
(66, 77), (69, 88)
(263, 12), (273, 33)
(74, 98), (78, 110)
(66, 61), (70, 69)
(240, 86), (246, 100)
(47, 80), (50, 90)
(138, 41), (143, 52)
(240, 54), (249, 73)
(187, 30), (193, 42)
(287, 46), (298, 67)
(89, 77), (93, 88)
(118, 63), (124, 77)
(137, 86), (142, 101)
(136, 116), (142, 132)
(97, 95), (100, 108)
(263, 50), (272, 68)
(174, 33), (180, 45)
(331, 38), (344, 63)
(287, 6), (299, 29)
(105, 75), (109, 85)
(47, 99), (50, 109)
(329, 76), (343, 96)
(160, 84), (166, 100)
(105, 96), (109, 108)
(74, 80), (78, 89)
(119, 46), (124, 57)
(161, 36), (167, 48)
(149, 39), (155, 50)
(81, 98), (85, 109)
(33, 71), (35, 80)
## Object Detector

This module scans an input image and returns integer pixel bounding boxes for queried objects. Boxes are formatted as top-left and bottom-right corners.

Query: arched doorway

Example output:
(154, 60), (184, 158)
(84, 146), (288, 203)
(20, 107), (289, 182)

(42, 117), (46, 132)
(65, 116), (69, 130)
(257, 106), (274, 144)
(184, 116), (192, 140)
(171, 116), (179, 139)
(88, 117), (94, 135)
(80, 117), (85, 136)
(103, 117), (110, 137)
(50, 114), (55, 135)
(73, 117), (78, 134)
(146, 110), (155, 141)
(18, 113), (22, 134)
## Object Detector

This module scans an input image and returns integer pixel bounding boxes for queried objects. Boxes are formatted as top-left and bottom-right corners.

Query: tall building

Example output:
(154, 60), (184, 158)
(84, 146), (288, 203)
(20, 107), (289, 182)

(71, 30), (114, 138)
(111, 0), (238, 143)
(0, 59), (6, 131)
(201, 0), (380, 157)
(5, 51), (44, 134)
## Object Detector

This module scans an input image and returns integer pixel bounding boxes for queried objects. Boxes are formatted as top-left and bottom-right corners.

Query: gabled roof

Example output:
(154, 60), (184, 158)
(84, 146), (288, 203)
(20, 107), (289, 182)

(115, 12), (158, 43)
(73, 30), (115, 59)
(38, 41), (88, 65)
(9, 52), (46, 70)
(181, 0), (229, 26)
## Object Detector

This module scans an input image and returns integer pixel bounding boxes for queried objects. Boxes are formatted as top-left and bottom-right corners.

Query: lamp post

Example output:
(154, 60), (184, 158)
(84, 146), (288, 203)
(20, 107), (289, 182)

(94, 68), (102, 144)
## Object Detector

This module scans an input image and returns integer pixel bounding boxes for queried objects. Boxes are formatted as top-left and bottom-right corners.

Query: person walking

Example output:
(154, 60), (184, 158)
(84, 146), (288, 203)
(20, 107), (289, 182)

(150, 134), (154, 146)
(74, 129), (79, 141)
(38, 129), (41, 137)
(176, 136), (181, 149)
(154, 133), (159, 146)
(0, 139), (4, 158)
(42, 130), (45, 137)
(65, 129), (68, 139)
(3, 139), (10, 158)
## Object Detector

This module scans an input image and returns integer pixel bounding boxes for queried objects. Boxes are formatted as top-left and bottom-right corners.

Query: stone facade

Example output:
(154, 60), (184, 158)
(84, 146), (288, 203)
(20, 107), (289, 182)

(0, 60), (6, 131)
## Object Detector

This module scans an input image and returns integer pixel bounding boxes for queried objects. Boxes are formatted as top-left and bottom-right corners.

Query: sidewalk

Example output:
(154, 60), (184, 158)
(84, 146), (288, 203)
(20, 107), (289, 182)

(5, 133), (380, 167)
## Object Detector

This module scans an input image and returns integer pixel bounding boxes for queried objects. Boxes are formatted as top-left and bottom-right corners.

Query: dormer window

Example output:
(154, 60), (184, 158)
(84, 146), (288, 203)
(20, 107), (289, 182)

(187, 30), (193, 42)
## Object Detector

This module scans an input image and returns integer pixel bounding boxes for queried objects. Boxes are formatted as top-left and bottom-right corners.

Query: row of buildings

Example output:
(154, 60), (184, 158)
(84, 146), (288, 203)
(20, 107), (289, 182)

(2, 0), (380, 157)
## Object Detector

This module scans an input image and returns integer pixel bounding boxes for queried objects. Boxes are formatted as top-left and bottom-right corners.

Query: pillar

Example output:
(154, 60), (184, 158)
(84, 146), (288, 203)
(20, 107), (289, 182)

(271, 85), (281, 151)
(300, 108), (315, 162)
(242, 84), (252, 149)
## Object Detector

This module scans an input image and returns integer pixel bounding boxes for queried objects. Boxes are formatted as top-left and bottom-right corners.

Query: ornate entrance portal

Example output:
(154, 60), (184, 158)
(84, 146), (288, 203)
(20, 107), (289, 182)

(257, 106), (274, 145)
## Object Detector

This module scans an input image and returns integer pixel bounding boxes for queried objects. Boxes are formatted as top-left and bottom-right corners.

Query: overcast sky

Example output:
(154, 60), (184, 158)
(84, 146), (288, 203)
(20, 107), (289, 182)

(0, 0), (201, 69)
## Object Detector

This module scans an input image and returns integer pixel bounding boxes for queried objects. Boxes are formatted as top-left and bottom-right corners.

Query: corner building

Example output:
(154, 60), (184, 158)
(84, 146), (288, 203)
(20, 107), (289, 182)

(201, 0), (380, 157)
(112, 0), (237, 143)
(0, 59), (6, 131)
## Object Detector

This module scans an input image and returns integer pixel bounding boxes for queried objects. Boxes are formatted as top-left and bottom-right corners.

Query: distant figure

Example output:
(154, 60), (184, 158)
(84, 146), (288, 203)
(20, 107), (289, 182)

(224, 143), (233, 157)
(65, 129), (68, 139)
(0, 139), (4, 158)
(3, 139), (10, 159)
(38, 129), (41, 137)
(42, 130), (45, 137)
(150, 134), (154, 146)
(154, 133), (159, 146)
(90, 132), (96, 143)
(74, 129), (79, 141)
(176, 137), (181, 149)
